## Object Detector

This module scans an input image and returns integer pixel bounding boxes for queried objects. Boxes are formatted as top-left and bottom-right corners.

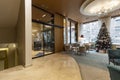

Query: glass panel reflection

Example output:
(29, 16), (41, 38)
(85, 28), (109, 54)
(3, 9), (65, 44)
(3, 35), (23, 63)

(32, 22), (54, 58)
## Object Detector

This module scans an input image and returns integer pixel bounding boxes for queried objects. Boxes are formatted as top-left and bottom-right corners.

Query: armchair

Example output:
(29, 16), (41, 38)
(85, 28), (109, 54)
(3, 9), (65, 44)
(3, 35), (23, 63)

(77, 46), (86, 55)
(64, 44), (72, 53)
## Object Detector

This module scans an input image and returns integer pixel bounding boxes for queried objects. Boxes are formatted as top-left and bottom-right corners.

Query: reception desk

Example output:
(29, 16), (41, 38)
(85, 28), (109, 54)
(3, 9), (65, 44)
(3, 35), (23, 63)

(0, 48), (8, 69)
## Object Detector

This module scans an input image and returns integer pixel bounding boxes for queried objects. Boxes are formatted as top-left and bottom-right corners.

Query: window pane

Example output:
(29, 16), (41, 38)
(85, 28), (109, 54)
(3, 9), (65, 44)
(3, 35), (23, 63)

(80, 21), (100, 43)
(64, 19), (67, 44)
(67, 21), (70, 44)
(71, 22), (76, 43)
(110, 17), (120, 44)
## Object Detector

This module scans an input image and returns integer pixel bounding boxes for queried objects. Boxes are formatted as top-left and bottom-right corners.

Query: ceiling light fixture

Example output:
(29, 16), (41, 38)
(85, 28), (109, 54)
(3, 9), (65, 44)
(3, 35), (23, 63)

(90, 0), (120, 16)
(80, 0), (120, 16)
(42, 14), (46, 18)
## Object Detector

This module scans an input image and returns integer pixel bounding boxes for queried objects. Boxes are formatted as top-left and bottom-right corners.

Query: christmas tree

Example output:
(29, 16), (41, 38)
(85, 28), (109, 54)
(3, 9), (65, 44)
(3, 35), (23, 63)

(95, 22), (112, 52)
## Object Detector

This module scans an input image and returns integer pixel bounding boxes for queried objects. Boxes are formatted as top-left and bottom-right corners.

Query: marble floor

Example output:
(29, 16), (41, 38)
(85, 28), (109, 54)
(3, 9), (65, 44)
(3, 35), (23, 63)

(0, 53), (82, 80)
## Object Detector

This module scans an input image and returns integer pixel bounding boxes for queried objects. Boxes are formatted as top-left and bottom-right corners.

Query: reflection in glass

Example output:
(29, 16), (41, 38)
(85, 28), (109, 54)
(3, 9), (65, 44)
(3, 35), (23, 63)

(67, 21), (70, 44)
(67, 20), (77, 44)
(32, 22), (54, 58)
(43, 25), (54, 55)
(71, 22), (76, 43)
(110, 17), (120, 44)
(80, 21), (100, 43)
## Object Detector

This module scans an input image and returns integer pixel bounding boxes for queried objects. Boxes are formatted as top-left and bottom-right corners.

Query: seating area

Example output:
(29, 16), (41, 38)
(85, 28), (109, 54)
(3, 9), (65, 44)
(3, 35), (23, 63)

(64, 43), (91, 55)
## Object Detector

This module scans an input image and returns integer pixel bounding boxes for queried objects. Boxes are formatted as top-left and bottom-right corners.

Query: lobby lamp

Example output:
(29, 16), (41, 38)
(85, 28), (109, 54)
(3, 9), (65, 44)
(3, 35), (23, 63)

(79, 35), (84, 41)
(79, 35), (84, 46)
(80, 35), (84, 38)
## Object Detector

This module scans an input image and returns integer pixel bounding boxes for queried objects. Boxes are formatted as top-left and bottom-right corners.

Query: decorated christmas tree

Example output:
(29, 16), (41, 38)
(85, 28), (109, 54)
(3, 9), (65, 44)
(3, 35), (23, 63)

(95, 22), (112, 52)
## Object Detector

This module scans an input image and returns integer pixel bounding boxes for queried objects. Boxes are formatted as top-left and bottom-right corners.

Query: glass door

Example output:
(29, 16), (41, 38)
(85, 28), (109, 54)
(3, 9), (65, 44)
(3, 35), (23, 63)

(43, 25), (54, 55)
(32, 22), (44, 58)
(32, 22), (54, 58)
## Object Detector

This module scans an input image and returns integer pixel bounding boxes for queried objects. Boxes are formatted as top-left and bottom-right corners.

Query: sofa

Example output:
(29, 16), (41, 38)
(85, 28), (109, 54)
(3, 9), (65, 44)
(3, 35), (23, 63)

(108, 49), (120, 65)
(107, 65), (120, 80)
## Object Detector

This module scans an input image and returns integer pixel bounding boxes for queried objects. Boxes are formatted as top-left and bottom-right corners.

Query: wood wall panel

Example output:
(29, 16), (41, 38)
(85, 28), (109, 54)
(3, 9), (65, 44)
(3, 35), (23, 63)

(54, 27), (64, 52)
(54, 14), (64, 52)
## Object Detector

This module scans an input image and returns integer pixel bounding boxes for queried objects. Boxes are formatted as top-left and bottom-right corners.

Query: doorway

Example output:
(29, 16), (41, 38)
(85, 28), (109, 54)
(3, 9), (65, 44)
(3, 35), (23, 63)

(32, 22), (54, 58)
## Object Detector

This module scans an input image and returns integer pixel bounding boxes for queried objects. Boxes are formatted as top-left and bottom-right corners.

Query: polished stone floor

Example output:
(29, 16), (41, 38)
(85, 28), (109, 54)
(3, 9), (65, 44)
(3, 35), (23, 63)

(0, 53), (82, 80)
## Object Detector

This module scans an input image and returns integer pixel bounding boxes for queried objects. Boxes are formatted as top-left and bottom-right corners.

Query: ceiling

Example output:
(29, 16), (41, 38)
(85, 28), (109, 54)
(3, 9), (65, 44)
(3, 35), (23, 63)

(32, 0), (120, 23)
(0, 0), (20, 27)
(32, 0), (98, 23)
(32, 6), (53, 23)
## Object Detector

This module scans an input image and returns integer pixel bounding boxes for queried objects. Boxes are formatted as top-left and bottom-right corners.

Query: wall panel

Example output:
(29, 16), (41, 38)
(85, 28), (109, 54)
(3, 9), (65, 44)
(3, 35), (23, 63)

(54, 14), (64, 52)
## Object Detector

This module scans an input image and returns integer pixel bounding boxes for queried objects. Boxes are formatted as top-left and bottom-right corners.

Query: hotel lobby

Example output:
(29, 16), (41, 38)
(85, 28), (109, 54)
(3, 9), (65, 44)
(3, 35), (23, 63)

(0, 0), (120, 80)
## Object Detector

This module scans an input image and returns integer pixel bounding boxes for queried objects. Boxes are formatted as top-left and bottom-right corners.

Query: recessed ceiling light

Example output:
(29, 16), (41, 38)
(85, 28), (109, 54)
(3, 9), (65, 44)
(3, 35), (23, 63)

(42, 14), (46, 18)
(36, 19), (39, 21)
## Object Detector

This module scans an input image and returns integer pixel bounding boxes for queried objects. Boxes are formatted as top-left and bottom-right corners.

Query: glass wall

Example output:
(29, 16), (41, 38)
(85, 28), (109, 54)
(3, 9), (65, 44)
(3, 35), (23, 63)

(71, 22), (76, 43)
(64, 19), (77, 44)
(67, 21), (71, 44)
(110, 16), (120, 44)
(80, 21), (100, 43)
(32, 5), (54, 58)
(64, 19), (67, 44)
(32, 5), (54, 23)
(32, 22), (54, 58)
(43, 25), (54, 55)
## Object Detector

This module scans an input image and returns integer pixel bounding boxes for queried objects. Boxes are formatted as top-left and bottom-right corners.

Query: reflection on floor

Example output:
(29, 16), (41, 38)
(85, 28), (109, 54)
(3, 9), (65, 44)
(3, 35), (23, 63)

(44, 51), (53, 55)
(32, 50), (44, 57)
(0, 53), (82, 80)
(32, 50), (52, 58)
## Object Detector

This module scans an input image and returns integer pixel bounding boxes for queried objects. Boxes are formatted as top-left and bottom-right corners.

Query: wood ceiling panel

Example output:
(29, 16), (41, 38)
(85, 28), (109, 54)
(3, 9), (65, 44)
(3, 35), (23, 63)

(32, 6), (53, 23)
(32, 0), (87, 22)
(32, 0), (120, 23)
